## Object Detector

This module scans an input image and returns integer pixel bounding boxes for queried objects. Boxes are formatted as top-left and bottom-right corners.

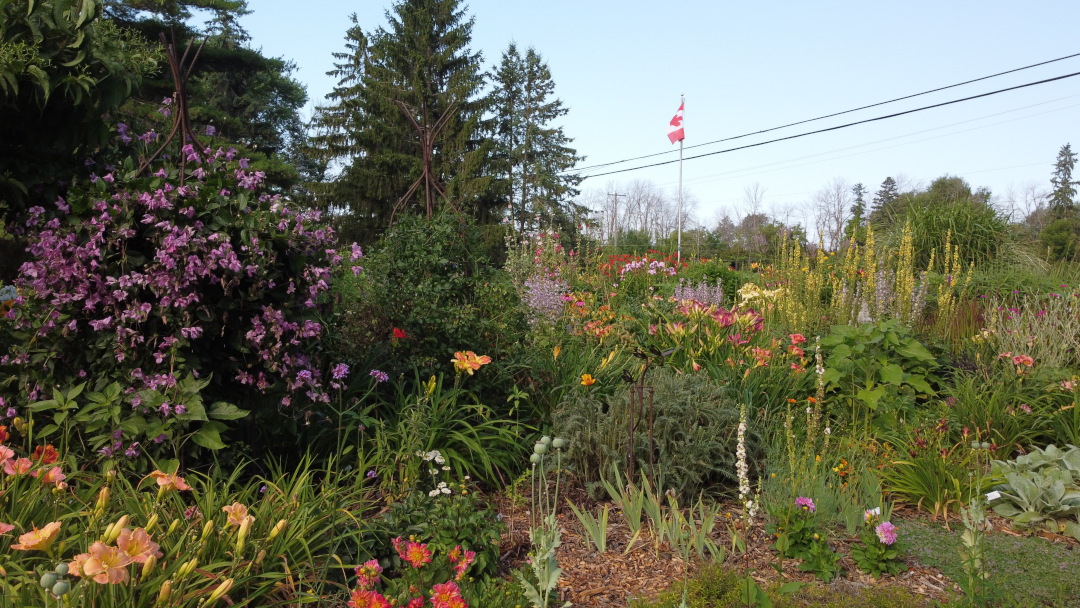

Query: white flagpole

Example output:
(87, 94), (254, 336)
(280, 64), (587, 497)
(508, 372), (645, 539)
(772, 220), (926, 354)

(677, 94), (684, 264)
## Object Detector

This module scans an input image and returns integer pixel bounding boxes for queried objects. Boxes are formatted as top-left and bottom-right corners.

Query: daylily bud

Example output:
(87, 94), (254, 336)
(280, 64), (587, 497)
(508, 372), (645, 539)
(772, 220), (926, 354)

(268, 519), (287, 541)
(200, 519), (214, 542)
(12, 417), (24, 432)
(167, 518), (180, 536)
(145, 513), (159, 532)
(106, 470), (116, 482)
(95, 487), (110, 512)
(142, 554), (157, 580)
(236, 517), (251, 553)
(0, 565), (6, 577)
(177, 558), (197, 580)
(156, 580), (172, 606)
(206, 578), (234, 605)
(106, 516), (128, 543)
(255, 549), (266, 565)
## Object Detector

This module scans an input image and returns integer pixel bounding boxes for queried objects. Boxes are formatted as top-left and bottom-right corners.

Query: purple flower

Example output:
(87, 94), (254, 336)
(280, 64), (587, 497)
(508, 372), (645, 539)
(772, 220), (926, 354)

(366, 469), (377, 479)
(332, 363), (350, 380)
(125, 442), (141, 458)
(795, 496), (816, 513)
(153, 434), (167, 444)
(296, 369), (313, 384)
(875, 521), (897, 545)
(369, 369), (389, 383)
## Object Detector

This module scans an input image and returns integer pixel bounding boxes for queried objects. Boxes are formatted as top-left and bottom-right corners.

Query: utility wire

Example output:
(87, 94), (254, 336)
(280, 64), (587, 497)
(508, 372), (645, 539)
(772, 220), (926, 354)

(574, 51), (1080, 173)
(578, 70), (1080, 180)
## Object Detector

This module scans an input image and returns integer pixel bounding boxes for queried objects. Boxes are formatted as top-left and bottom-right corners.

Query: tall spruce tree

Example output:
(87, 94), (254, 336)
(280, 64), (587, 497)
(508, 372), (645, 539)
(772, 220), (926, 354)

(322, 0), (491, 242)
(1049, 143), (1078, 218)
(844, 182), (867, 243)
(490, 44), (583, 235)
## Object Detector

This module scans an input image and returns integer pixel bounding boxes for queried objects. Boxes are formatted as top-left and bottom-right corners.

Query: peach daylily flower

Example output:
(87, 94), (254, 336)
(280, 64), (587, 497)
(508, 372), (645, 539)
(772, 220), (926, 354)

(36, 466), (66, 486)
(80, 541), (132, 584)
(117, 527), (162, 564)
(222, 502), (253, 527)
(4, 457), (33, 476)
(0, 522), (14, 534)
(69, 552), (92, 578)
(148, 470), (191, 492)
(12, 521), (61, 551)
(0, 444), (14, 466)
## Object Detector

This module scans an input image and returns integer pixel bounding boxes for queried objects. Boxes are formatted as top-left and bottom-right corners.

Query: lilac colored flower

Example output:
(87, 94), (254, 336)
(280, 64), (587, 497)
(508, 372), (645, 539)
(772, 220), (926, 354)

(153, 434), (167, 444)
(125, 442), (141, 458)
(332, 363), (350, 380)
(112, 429), (123, 440)
(174, 404), (186, 415)
(296, 369), (313, 384)
(875, 521), (897, 545)
(5, 407), (15, 418)
(795, 496), (816, 513)
(205, 125), (216, 136)
(369, 369), (389, 383)
(366, 469), (377, 479)
(260, 485), (267, 494)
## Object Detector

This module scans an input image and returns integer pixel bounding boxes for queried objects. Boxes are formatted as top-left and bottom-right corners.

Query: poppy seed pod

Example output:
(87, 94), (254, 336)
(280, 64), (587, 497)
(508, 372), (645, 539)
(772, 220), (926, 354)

(533, 443), (548, 455)
(552, 438), (566, 449)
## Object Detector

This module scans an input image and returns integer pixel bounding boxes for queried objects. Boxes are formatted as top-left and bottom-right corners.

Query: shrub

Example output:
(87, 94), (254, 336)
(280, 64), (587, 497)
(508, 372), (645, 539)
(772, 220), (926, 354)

(0, 128), (352, 464)
(555, 366), (748, 499)
(361, 210), (528, 400)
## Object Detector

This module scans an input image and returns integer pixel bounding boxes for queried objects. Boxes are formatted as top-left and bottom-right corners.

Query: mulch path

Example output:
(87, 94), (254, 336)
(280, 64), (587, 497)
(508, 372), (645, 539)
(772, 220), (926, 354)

(493, 480), (967, 607)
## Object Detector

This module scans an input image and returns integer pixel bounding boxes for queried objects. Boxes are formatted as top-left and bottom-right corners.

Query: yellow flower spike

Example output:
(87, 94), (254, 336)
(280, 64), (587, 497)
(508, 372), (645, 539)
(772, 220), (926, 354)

(553, 345), (561, 360)
(142, 554), (157, 580)
(206, 578), (234, 605)
(268, 519), (287, 541)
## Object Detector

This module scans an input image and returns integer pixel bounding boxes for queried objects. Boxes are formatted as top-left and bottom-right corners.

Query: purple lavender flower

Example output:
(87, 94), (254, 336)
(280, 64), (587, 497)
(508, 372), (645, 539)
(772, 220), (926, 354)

(332, 363), (350, 380)
(366, 469), (377, 479)
(369, 369), (389, 383)
(125, 442), (141, 458)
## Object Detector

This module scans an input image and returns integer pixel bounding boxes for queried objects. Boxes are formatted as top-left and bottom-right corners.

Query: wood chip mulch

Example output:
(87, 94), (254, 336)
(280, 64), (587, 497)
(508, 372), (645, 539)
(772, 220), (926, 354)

(493, 481), (966, 607)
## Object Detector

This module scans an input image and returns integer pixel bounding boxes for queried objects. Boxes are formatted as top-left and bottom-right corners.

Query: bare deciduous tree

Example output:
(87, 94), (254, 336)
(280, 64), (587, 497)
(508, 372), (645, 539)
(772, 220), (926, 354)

(814, 177), (851, 250)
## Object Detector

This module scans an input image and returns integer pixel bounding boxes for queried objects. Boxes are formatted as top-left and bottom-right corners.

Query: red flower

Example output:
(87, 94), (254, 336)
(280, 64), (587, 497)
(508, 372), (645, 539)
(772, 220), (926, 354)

(32, 444), (59, 464)
(393, 327), (407, 340)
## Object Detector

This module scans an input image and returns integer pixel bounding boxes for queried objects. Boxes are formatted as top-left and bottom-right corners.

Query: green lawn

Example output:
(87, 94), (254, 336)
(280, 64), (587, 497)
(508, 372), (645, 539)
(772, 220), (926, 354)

(898, 519), (1080, 607)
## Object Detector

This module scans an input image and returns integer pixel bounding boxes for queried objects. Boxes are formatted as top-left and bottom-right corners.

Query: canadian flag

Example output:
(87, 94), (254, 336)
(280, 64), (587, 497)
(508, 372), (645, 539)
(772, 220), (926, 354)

(667, 102), (685, 144)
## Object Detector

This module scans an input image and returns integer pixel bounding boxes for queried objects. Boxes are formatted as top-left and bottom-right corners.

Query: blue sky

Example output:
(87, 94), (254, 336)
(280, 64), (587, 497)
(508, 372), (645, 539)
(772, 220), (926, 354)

(243, 0), (1080, 228)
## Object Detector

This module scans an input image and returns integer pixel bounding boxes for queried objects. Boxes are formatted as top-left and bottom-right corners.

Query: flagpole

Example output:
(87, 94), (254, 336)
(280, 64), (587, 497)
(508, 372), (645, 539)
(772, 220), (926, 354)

(677, 94), (684, 264)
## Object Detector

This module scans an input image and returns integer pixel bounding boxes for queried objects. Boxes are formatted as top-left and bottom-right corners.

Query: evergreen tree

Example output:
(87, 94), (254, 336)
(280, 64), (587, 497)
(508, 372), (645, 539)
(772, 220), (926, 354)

(105, 0), (308, 189)
(1049, 143), (1078, 218)
(871, 177), (899, 212)
(844, 182), (867, 242)
(325, 0), (492, 242)
(490, 44), (583, 235)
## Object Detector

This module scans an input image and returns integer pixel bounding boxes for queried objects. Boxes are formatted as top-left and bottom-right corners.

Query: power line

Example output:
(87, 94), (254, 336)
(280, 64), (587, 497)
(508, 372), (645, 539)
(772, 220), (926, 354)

(573, 51), (1080, 173)
(663, 97), (1080, 189)
(578, 70), (1080, 180)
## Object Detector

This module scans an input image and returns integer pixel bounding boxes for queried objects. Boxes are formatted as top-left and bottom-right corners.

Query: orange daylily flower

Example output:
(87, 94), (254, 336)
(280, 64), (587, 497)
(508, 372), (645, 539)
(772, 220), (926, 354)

(222, 502), (253, 527)
(149, 470), (191, 492)
(451, 351), (491, 375)
(117, 527), (162, 564)
(12, 521), (61, 551)
(79, 542), (132, 584)
(580, 374), (596, 386)
(0, 424), (8, 443)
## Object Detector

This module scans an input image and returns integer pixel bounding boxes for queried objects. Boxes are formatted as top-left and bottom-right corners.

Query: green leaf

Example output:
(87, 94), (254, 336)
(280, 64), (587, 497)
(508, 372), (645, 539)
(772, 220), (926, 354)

(38, 423), (59, 437)
(191, 423), (226, 450)
(856, 386), (886, 409)
(896, 340), (936, 364)
(777, 581), (806, 595)
(207, 402), (249, 421)
(879, 363), (904, 385)
(906, 374), (935, 395)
